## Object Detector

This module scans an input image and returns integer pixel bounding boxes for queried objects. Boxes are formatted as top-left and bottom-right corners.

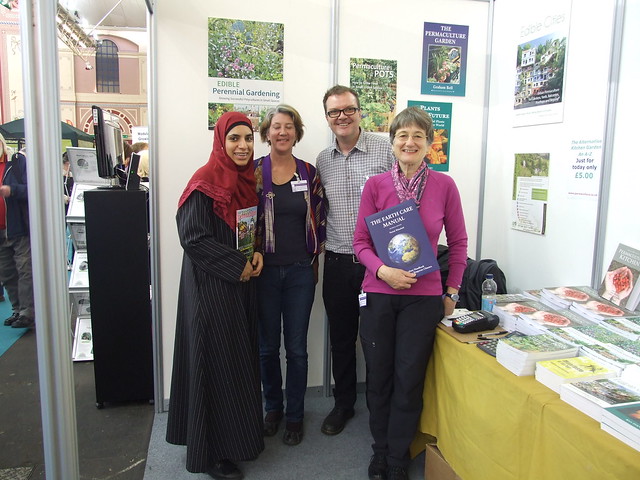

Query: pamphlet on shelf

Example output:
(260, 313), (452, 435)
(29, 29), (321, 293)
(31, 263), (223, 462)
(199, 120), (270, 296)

(66, 183), (99, 222)
(365, 199), (438, 277)
(66, 147), (112, 186)
(599, 243), (640, 312)
(68, 251), (89, 291)
(236, 206), (257, 261)
(72, 316), (93, 362)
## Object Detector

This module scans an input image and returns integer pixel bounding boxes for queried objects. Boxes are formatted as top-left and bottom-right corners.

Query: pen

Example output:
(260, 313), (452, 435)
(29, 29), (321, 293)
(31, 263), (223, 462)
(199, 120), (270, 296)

(477, 331), (508, 338)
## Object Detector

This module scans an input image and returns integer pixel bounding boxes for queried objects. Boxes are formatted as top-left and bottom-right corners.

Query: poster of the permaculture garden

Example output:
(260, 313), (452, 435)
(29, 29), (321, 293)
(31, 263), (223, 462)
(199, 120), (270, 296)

(349, 58), (397, 133)
(408, 100), (452, 172)
(513, 0), (571, 127)
(421, 22), (468, 97)
(208, 17), (284, 130)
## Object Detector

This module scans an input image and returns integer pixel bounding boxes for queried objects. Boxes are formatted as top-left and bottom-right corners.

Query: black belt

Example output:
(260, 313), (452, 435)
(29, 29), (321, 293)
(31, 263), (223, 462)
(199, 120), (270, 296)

(326, 251), (360, 263)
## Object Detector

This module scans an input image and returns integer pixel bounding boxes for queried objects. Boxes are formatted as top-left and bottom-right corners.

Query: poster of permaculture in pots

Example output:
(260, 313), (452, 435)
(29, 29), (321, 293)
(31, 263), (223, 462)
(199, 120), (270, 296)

(208, 17), (284, 130)
(349, 58), (397, 133)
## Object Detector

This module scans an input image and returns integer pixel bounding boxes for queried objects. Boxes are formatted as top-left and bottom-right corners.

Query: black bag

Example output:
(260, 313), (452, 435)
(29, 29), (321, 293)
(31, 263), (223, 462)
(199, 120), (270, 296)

(437, 244), (507, 310)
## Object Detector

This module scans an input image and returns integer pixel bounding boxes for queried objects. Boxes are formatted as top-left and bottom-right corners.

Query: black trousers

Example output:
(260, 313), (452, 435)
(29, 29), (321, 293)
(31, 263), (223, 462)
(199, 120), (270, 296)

(360, 292), (443, 468)
(322, 251), (366, 410)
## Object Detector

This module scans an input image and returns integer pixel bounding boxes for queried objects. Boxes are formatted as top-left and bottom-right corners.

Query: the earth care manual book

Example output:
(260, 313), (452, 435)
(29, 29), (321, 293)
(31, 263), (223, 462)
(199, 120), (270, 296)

(365, 199), (439, 277)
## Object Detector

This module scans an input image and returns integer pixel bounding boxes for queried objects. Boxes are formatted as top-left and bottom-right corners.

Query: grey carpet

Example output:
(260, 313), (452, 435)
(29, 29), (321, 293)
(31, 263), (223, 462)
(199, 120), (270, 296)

(144, 392), (425, 480)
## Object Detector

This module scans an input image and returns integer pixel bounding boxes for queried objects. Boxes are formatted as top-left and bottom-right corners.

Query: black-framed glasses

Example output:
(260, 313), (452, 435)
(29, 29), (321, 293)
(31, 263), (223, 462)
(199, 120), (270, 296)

(326, 107), (360, 118)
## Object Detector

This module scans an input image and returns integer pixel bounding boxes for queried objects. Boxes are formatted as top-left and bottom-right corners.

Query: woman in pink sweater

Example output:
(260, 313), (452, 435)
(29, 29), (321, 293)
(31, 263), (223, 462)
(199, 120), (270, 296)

(353, 107), (468, 480)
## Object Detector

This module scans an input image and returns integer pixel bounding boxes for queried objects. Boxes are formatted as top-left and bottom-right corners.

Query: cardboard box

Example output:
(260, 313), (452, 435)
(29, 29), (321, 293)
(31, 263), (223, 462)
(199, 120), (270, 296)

(425, 443), (461, 480)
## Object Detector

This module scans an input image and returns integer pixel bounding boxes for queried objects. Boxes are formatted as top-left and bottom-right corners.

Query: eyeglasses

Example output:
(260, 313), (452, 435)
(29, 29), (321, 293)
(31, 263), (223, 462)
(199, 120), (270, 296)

(326, 107), (360, 118)
(394, 133), (427, 142)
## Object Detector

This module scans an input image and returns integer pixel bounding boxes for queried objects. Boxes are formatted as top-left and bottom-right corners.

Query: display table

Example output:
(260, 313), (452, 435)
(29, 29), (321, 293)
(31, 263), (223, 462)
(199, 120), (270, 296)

(415, 327), (640, 480)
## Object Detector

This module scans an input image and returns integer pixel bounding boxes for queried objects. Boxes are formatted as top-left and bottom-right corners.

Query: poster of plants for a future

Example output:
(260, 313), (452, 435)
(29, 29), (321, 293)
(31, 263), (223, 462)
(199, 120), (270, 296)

(349, 58), (397, 133)
(207, 17), (284, 130)
(421, 22), (468, 97)
(513, 0), (572, 127)
(408, 100), (452, 172)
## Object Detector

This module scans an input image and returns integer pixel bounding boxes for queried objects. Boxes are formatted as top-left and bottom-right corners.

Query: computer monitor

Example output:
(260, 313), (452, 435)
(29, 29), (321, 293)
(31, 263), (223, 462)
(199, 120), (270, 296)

(92, 105), (124, 187)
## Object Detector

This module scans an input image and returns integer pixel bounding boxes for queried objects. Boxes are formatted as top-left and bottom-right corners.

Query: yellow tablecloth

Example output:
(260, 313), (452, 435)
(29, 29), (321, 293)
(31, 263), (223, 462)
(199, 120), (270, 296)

(417, 327), (640, 480)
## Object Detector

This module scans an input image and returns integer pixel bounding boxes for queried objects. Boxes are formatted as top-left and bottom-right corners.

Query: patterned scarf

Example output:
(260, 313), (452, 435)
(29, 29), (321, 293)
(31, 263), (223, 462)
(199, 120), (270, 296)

(390, 159), (429, 205)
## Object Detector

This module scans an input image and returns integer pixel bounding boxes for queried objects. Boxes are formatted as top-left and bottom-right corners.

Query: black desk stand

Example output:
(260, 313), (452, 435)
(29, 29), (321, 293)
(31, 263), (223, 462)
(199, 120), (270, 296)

(84, 189), (153, 408)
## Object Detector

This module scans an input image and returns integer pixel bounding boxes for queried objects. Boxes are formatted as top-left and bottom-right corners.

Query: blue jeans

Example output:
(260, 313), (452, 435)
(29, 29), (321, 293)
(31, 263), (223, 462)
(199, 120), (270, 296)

(257, 259), (316, 423)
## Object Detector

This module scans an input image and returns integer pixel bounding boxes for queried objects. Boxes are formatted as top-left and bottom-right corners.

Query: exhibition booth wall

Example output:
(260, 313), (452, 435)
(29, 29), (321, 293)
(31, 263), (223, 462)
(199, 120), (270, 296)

(154, 0), (490, 403)
(153, 0), (638, 403)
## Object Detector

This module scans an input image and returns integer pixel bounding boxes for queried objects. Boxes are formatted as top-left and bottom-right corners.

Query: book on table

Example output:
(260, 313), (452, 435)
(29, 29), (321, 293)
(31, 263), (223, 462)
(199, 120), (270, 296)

(495, 333), (579, 376)
(598, 243), (640, 312)
(579, 343), (640, 376)
(494, 300), (596, 336)
(560, 377), (640, 422)
(534, 356), (617, 393)
(599, 317), (640, 341)
(601, 401), (640, 452)
(364, 199), (439, 277)
(540, 285), (636, 321)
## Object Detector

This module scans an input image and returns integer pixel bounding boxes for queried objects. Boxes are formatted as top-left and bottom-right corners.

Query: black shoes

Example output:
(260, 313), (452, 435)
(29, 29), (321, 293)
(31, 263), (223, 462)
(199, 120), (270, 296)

(387, 466), (408, 480)
(4, 312), (19, 326)
(263, 411), (283, 437)
(207, 459), (243, 480)
(320, 406), (355, 435)
(282, 421), (303, 446)
(11, 315), (35, 329)
(368, 453), (388, 480)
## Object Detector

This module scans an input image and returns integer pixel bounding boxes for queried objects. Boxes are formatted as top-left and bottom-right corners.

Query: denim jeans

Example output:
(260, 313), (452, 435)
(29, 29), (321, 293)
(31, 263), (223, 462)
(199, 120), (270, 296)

(257, 259), (316, 423)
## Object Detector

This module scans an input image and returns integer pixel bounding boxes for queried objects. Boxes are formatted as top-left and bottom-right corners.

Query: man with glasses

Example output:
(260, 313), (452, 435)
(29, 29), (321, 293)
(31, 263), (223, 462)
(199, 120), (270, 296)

(316, 85), (394, 437)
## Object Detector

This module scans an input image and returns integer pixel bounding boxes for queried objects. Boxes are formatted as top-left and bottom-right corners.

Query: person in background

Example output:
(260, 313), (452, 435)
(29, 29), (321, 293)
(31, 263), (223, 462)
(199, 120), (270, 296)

(131, 141), (148, 154)
(254, 104), (325, 446)
(315, 85), (395, 436)
(353, 107), (468, 480)
(166, 112), (264, 480)
(63, 152), (75, 214)
(0, 133), (36, 330)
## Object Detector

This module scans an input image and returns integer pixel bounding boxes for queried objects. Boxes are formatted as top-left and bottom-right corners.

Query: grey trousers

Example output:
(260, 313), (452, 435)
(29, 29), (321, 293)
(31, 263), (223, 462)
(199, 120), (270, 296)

(0, 230), (35, 320)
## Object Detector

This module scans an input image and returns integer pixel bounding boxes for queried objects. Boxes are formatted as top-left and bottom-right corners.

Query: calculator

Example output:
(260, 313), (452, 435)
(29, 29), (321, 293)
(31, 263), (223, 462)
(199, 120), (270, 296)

(451, 310), (499, 333)
(476, 332), (525, 357)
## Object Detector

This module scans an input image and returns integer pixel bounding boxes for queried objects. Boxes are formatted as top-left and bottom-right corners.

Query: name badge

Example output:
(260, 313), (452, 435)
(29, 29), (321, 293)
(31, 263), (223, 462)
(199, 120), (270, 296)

(291, 180), (308, 192)
(358, 292), (367, 307)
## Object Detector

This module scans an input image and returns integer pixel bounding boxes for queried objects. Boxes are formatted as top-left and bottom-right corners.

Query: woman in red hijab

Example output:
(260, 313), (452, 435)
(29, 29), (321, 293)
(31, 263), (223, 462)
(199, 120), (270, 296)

(166, 112), (264, 480)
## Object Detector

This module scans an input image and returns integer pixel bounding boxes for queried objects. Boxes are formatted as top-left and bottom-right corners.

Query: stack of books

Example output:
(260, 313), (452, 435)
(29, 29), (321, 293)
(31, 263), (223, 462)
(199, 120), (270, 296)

(560, 377), (640, 422)
(535, 356), (616, 393)
(601, 402), (640, 452)
(600, 317), (640, 341)
(539, 285), (636, 322)
(493, 299), (596, 335)
(496, 333), (579, 376)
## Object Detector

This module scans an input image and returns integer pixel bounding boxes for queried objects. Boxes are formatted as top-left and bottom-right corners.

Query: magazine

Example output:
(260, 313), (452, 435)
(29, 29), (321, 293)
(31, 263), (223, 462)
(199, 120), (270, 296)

(599, 243), (640, 312)
(365, 199), (438, 277)
(236, 206), (257, 261)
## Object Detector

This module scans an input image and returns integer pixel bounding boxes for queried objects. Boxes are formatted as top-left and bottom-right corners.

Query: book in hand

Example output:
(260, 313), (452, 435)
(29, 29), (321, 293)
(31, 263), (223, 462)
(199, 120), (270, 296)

(601, 402), (640, 452)
(365, 199), (439, 277)
(495, 333), (579, 376)
(599, 243), (640, 312)
(236, 206), (257, 261)
(560, 377), (640, 422)
(535, 356), (616, 393)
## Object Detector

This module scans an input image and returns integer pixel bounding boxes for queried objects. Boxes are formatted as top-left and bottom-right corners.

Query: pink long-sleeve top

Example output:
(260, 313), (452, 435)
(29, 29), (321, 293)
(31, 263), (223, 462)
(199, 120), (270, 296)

(353, 169), (468, 296)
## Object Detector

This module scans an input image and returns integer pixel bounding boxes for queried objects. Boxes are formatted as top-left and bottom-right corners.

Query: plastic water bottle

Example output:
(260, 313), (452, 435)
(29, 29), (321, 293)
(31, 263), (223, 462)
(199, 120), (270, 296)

(481, 273), (498, 312)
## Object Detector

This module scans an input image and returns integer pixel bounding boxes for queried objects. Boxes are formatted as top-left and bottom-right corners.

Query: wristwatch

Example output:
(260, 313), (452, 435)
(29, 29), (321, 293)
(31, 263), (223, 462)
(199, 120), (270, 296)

(443, 292), (460, 302)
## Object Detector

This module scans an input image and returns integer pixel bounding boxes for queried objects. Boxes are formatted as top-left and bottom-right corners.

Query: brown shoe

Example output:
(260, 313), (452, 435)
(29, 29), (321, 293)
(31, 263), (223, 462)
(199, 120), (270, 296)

(263, 411), (283, 437)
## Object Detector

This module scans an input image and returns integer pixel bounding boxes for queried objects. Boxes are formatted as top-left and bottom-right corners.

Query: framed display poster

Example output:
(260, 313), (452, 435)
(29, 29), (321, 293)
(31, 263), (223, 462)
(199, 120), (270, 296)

(513, 0), (572, 127)
(421, 22), (468, 97)
(408, 100), (452, 172)
(349, 58), (397, 133)
(207, 17), (284, 130)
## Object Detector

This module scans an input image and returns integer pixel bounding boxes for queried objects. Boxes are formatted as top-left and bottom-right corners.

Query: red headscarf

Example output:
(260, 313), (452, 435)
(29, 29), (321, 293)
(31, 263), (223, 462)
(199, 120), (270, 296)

(178, 112), (258, 230)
